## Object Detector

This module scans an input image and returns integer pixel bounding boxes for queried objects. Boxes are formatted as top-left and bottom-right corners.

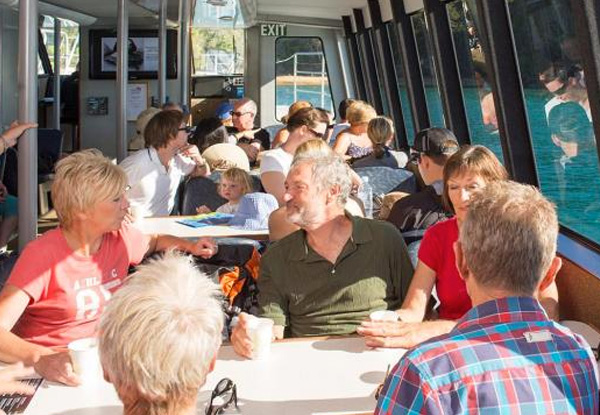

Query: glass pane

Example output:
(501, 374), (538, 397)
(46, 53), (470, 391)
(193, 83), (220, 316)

(411, 12), (445, 131)
(275, 37), (335, 120)
(446, 1), (504, 161)
(386, 22), (416, 141)
(368, 31), (390, 115)
(191, 28), (244, 76)
(39, 16), (80, 75)
(508, 0), (600, 244)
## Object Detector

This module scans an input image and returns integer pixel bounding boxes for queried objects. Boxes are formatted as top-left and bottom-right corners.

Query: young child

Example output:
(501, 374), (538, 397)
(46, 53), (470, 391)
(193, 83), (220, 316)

(196, 167), (253, 214)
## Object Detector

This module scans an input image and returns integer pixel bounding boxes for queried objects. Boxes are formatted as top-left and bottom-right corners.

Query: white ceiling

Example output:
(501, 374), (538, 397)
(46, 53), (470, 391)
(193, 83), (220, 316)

(256, 0), (367, 21)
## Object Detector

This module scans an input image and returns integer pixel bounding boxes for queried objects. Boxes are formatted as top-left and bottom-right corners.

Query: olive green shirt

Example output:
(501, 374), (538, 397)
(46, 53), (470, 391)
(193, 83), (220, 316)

(258, 214), (414, 337)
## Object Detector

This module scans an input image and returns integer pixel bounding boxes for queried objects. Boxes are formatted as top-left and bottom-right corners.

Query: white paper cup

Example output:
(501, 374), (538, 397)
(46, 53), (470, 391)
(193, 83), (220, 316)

(246, 317), (274, 360)
(68, 337), (102, 384)
(369, 310), (399, 322)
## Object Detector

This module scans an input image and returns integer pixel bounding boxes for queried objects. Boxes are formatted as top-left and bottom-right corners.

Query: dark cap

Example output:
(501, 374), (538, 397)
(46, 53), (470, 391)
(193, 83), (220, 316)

(412, 128), (459, 156)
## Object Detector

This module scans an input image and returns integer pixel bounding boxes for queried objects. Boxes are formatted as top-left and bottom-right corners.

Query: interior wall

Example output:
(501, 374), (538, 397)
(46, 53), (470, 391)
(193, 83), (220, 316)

(79, 25), (180, 158)
(258, 24), (347, 128)
(0, 6), (20, 128)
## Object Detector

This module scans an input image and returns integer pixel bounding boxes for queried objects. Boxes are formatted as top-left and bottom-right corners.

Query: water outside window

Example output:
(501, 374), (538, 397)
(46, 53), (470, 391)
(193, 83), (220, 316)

(506, 0), (600, 244)
(386, 22), (416, 142)
(411, 12), (445, 129)
(446, 0), (504, 161)
(275, 37), (335, 120)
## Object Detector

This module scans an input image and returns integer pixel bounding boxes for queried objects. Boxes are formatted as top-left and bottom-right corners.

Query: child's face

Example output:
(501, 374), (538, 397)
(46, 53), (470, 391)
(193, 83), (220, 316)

(219, 178), (244, 202)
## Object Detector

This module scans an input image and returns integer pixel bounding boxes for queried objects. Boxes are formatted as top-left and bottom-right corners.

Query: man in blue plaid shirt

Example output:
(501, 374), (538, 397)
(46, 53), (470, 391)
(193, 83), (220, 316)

(375, 181), (599, 415)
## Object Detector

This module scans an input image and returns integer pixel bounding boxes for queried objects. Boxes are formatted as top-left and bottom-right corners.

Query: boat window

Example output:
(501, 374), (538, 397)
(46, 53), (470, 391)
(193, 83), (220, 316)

(275, 37), (335, 121)
(411, 12), (445, 129)
(386, 22), (416, 141)
(39, 16), (80, 76)
(191, 28), (244, 76)
(446, 1), (504, 161)
(368, 31), (390, 115)
(508, 0), (600, 245)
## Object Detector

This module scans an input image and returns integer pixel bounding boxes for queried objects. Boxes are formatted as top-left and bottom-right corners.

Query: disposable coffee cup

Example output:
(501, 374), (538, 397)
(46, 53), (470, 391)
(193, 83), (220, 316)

(68, 337), (102, 384)
(246, 317), (274, 360)
(369, 310), (399, 322)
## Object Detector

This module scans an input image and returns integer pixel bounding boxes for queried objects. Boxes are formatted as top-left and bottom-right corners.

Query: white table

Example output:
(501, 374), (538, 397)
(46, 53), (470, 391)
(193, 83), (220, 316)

(135, 216), (268, 240)
(24, 337), (405, 415)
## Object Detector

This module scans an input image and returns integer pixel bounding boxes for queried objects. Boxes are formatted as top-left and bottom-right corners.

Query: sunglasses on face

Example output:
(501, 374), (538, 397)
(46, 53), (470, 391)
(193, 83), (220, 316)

(205, 378), (238, 415)
(230, 111), (253, 117)
(178, 126), (194, 134)
(308, 127), (325, 139)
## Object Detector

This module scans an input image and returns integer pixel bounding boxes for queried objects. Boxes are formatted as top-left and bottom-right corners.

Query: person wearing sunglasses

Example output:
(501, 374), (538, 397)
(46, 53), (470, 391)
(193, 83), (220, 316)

(120, 110), (209, 217)
(260, 107), (330, 205)
(227, 98), (271, 164)
(539, 62), (591, 121)
(99, 251), (224, 415)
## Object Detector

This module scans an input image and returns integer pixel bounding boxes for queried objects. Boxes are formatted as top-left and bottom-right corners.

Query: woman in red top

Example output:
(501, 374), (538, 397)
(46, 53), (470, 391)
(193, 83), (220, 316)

(0, 150), (218, 386)
(358, 145), (559, 347)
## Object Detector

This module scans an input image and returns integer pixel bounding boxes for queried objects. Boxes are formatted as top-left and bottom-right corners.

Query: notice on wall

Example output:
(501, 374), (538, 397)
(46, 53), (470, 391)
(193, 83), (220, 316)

(127, 83), (148, 121)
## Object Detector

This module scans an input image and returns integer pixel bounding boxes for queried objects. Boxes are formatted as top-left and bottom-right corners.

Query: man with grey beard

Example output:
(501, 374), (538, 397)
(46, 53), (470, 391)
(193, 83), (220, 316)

(232, 154), (414, 358)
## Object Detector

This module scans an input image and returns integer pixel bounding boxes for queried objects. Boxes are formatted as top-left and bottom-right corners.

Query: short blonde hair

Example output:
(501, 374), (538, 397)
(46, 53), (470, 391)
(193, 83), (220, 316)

(294, 139), (332, 161)
(282, 100), (312, 124)
(220, 167), (253, 195)
(99, 251), (224, 415)
(346, 101), (377, 126)
(51, 149), (127, 230)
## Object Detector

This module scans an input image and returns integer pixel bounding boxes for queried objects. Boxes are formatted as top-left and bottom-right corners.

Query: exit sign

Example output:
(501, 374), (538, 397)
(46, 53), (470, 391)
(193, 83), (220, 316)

(261, 24), (287, 37)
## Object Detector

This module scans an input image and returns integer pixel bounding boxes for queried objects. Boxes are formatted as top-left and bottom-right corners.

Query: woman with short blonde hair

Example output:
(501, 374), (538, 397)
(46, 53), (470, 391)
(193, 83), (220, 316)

(100, 252), (224, 415)
(332, 100), (377, 161)
(0, 150), (218, 387)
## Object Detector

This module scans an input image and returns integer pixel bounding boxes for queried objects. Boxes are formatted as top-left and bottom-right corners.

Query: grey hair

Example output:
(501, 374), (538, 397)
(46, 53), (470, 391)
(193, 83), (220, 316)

(99, 251), (224, 415)
(291, 154), (352, 206)
(460, 181), (558, 295)
(235, 97), (257, 114)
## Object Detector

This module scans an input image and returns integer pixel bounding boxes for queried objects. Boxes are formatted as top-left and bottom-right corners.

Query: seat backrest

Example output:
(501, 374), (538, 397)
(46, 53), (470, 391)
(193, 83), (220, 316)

(180, 175), (227, 215)
(38, 128), (63, 177)
(353, 166), (416, 196)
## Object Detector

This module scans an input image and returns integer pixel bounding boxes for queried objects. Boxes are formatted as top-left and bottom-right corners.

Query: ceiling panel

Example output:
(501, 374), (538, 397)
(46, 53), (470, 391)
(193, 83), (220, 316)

(257, 0), (367, 20)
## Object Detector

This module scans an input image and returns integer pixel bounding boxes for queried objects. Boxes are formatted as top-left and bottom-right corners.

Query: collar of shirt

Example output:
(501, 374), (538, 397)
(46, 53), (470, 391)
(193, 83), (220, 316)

(288, 212), (373, 263)
(147, 146), (173, 173)
(431, 179), (444, 195)
(454, 296), (548, 333)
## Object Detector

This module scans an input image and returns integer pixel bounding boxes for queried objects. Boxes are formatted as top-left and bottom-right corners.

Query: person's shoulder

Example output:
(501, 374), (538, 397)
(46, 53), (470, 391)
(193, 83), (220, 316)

(263, 229), (304, 260)
(120, 149), (151, 172)
(425, 216), (457, 236)
(355, 217), (403, 241)
(394, 186), (441, 210)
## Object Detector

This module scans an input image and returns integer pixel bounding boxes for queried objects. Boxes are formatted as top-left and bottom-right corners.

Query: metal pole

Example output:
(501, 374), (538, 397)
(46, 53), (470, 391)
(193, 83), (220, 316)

(17, 0), (38, 249)
(293, 54), (297, 103)
(116, 0), (128, 162)
(321, 56), (325, 108)
(52, 17), (61, 130)
(180, 0), (191, 109)
(158, 0), (167, 106)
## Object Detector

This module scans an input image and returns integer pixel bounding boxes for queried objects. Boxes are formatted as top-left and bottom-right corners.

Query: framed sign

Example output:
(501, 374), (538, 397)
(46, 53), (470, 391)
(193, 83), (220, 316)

(127, 82), (149, 121)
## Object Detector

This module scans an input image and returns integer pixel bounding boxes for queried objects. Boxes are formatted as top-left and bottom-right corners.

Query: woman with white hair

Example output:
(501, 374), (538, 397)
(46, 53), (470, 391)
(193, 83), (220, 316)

(0, 150), (218, 386)
(100, 251), (224, 415)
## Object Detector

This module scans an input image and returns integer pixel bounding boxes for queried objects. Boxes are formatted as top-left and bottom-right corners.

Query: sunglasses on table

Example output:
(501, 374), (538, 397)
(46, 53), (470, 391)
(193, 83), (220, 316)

(205, 378), (238, 415)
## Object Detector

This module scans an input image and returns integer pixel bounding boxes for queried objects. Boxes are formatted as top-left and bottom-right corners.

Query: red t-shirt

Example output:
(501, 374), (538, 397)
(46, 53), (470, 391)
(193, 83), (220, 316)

(8, 223), (150, 347)
(417, 217), (471, 320)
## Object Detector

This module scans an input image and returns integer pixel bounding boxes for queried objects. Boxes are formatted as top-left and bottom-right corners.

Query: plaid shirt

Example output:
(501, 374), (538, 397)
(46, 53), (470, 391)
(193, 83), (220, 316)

(375, 297), (599, 415)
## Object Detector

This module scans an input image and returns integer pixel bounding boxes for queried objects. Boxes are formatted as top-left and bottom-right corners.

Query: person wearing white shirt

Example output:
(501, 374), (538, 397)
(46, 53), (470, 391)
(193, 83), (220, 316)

(120, 110), (209, 217)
